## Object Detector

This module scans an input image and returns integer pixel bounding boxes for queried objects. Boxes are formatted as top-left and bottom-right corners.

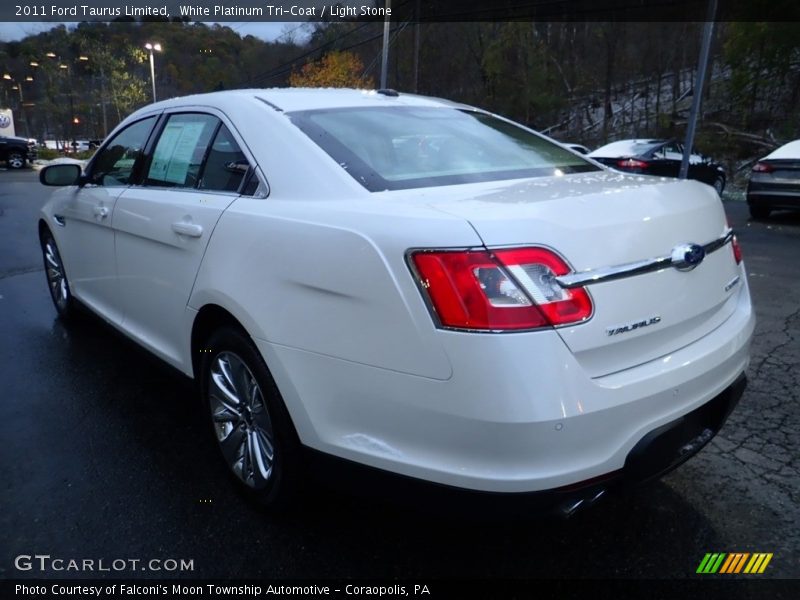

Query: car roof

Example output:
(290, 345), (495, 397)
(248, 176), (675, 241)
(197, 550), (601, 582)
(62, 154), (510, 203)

(136, 88), (473, 115)
(589, 139), (666, 158)
(764, 139), (800, 160)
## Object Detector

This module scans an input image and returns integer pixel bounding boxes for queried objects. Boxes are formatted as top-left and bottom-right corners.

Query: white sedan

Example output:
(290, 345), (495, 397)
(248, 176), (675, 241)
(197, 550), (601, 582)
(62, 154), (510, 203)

(38, 88), (754, 513)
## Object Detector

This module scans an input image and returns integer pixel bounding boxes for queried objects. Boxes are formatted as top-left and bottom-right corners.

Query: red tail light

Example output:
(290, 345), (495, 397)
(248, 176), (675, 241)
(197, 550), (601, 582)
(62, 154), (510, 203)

(751, 162), (773, 173)
(410, 248), (593, 331)
(731, 234), (743, 264)
(617, 158), (649, 169)
(725, 218), (743, 265)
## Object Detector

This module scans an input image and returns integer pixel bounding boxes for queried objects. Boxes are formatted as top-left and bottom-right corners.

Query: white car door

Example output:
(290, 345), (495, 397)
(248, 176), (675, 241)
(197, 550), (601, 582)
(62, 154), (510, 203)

(53, 115), (158, 323)
(112, 112), (256, 369)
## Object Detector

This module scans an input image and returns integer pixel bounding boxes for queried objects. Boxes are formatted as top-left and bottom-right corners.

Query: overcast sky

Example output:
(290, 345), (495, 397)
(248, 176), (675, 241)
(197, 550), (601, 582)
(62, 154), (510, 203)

(0, 21), (308, 43)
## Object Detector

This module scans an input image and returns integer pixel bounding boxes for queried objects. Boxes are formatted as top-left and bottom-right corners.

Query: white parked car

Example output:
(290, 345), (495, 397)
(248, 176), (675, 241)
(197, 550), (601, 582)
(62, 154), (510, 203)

(38, 89), (754, 513)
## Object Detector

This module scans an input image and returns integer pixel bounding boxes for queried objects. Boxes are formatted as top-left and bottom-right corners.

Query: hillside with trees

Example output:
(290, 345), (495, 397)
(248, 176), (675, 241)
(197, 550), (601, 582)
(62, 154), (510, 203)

(1, 18), (798, 183)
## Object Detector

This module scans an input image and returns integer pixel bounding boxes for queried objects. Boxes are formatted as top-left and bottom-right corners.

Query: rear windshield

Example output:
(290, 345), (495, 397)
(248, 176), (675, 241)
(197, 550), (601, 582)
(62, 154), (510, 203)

(289, 107), (599, 191)
(591, 140), (664, 158)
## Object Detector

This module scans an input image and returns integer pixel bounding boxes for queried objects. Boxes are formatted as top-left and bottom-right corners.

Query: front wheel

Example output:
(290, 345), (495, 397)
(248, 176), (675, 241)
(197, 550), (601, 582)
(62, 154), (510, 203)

(40, 229), (76, 319)
(200, 327), (302, 509)
(7, 152), (26, 169)
(712, 176), (725, 196)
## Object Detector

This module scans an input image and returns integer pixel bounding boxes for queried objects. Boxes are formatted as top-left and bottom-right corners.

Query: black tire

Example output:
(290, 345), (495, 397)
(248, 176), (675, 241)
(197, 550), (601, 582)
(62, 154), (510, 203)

(40, 228), (76, 320)
(712, 176), (725, 196)
(7, 151), (26, 169)
(748, 204), (771, 220)
(199, 326), (302, 509)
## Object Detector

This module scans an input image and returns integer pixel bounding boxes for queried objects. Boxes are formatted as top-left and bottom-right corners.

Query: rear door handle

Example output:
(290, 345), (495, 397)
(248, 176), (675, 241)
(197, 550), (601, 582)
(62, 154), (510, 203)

(171, 222), (203, 238)
(93, 205), (109, 219)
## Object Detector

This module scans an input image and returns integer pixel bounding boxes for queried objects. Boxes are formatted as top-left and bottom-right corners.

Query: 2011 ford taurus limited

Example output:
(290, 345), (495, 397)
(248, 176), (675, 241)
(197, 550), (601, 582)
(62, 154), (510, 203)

(38, 89), (754, 512)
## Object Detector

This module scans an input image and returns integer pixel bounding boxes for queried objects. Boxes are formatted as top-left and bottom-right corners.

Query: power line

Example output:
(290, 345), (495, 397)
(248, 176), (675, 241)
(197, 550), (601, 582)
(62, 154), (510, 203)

(362, 19), (410, 80)
(250, 27), (392, 86)
(244, 21), (374, 86)
(244, 0), (416, 88)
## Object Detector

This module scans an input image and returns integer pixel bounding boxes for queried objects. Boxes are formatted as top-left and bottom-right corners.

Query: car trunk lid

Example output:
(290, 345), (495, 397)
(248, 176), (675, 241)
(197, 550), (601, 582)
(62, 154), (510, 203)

(423, 172), (742, 378)
(762, 159), (800, 191)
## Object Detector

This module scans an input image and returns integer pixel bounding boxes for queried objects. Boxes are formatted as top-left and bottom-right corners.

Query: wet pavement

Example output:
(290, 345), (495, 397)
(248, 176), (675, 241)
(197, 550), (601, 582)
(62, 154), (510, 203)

(1, 169), (798, 581)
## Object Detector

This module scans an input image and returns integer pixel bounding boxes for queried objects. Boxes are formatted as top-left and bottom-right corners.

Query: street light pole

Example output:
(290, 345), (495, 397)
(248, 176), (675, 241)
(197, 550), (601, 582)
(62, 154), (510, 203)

(98, 65), (108, 137)
(145, 43), (162, 102)
(15, 83), (27, 138)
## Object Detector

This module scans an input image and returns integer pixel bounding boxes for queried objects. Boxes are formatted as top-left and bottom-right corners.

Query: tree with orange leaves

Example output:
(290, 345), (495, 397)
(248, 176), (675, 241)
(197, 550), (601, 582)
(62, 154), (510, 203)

(289, 51), (373, 88)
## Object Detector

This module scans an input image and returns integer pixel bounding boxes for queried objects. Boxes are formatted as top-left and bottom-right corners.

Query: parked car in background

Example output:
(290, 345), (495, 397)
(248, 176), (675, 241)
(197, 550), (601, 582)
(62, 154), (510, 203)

(43, 140), (69, 151)
(43, 139), (95, 153)
(0, 134), (36, 168)
(746, 140), (800, 219)
(70, 140), (91, 152)
(562, 142), (590, 155)
(589, 139), (727, 194)
(37, 89), (753, 513)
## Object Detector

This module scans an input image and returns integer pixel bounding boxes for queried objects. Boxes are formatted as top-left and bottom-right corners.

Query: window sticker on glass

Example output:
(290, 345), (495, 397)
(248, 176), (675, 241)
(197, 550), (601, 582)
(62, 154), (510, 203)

(147, 114), (217, 187)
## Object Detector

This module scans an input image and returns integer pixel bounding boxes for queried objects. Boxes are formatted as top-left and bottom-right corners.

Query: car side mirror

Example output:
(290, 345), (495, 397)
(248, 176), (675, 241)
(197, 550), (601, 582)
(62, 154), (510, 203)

(40, 164), (82, 186)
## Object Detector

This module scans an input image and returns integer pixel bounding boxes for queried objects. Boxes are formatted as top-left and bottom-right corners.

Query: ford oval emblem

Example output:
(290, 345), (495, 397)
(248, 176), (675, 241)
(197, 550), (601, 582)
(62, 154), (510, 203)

(671, 243), (706, 271)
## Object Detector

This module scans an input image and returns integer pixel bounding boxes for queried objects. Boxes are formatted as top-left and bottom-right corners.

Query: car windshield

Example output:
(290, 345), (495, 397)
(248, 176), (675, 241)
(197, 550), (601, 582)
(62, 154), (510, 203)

(289, 107), (599, 191)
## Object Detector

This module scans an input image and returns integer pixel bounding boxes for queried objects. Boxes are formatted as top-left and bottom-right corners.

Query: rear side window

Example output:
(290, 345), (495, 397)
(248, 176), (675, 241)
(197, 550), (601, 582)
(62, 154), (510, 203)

(89, 116), (156, 186)
(146, 114), (218, 188)
(289, 107), (598, 191)
(199, 125), (250, 192)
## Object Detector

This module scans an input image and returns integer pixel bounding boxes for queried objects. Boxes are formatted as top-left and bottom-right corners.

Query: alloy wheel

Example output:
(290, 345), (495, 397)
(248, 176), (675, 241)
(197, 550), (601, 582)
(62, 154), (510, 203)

(44, 236), (69, 312)
(208, 351), (275, 489)
(8, 153), (25, 169)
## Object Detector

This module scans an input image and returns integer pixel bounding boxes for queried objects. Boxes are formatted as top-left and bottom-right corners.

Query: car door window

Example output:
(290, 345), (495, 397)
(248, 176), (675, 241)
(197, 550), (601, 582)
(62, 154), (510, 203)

(198, 124), (250, 193)
(89, 117), (156, 186)
(145, 113), (219, 188)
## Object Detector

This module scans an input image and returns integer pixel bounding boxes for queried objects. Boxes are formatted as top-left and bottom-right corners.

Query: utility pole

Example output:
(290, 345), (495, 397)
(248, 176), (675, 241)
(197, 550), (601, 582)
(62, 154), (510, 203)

(413, 0), (420, 92)
(680, 0), (717, 180)
(380, 0), (391, 89)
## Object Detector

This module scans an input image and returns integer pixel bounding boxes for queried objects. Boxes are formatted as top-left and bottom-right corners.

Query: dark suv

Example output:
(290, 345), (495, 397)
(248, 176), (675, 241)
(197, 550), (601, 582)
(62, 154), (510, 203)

(0, 135), (37, 169)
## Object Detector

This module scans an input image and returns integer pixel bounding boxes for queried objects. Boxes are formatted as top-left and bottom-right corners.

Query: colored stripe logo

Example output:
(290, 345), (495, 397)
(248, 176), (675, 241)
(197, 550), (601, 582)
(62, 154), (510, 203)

(696, 552), (773, 574)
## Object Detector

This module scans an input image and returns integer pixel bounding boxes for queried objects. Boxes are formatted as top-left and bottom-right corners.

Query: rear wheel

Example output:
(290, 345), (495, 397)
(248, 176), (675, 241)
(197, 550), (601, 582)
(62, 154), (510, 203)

(40, 229), (76, 319)
(7, 152), (25, 169)
(748, 204), (771, 220)
(200, 327), (301, 509)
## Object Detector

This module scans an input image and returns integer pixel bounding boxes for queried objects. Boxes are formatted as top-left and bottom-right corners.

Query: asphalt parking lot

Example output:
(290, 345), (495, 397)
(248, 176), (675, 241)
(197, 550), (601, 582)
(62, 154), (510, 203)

(1, 168), (798, 582)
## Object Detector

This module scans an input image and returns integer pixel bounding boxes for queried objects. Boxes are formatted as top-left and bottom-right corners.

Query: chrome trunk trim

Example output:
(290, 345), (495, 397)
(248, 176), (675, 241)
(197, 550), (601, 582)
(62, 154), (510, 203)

(555, 230), (735, 289)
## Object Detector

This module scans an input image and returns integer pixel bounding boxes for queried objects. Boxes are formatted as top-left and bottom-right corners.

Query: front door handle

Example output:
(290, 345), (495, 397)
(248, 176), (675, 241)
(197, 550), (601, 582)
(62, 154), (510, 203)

(93, 205), (109, 219)
(171, 222), (203, 238)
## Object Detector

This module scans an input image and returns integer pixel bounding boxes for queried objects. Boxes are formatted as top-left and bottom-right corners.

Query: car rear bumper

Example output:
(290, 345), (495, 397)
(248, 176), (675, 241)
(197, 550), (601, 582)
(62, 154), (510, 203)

(304, 372), (746, 516)
(257, 273), (754, 494)
(747, 190), (800, 210)
(747, 178), (800, 209)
